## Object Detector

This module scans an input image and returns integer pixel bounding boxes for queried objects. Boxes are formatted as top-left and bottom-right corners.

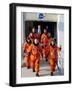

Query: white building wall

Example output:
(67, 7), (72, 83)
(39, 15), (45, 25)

(57, 15), (64, 71)
(57, 15), (64, 56)
(21, 12), (26, 44)
(23, 12), (58, 22)
(21, 12), (24, 44)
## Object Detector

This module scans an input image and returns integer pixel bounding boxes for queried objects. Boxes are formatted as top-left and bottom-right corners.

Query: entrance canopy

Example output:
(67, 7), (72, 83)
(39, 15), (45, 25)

(23, 12), (58, 22)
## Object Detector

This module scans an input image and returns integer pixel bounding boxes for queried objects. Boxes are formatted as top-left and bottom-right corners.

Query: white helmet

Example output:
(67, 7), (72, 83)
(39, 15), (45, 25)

(34, 39), (39, 44)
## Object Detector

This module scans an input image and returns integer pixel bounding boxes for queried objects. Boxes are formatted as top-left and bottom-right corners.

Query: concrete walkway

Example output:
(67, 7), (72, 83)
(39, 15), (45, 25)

(21, 60), (64, 77)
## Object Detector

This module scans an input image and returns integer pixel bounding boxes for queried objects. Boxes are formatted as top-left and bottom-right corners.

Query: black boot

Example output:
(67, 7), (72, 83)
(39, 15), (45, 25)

(33, 69), (35, 72)
(36, 73), (39, 77)
(51, 72), (53, 76)
(27, 66), (30, 69)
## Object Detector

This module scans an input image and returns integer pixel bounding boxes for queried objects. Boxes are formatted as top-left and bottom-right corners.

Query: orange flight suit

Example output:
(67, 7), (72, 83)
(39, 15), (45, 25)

(41, 33), (48, 59)
(44, 37), (53, 59)
(41, 33), (48, 47)
(47, 45), (61, 75)
(29, 44), (42, 74)
(23, 43), (31, 68)
(33, 33), (39, 39)
(28, 32), (39, 43)
(28, 33), (33, 43)
(47, 37), (53, 46)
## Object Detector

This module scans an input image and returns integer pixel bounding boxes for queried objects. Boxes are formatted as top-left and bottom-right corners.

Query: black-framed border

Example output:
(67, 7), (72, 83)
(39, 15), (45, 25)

(9, 3), (71, 87)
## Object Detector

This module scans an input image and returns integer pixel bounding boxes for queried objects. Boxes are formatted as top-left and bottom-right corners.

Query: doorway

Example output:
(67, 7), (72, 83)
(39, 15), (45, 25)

(25, 21), (57, 41)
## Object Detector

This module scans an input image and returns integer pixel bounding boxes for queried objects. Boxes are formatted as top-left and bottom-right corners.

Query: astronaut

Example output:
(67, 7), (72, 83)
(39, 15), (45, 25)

(46, 39), (61, 76)
(22, 37), (31, 69)
(29, 39), (42, 76)
(41, 29), (48, 47)
(47, 33), (53, 46)
(41, 29), (48, 61)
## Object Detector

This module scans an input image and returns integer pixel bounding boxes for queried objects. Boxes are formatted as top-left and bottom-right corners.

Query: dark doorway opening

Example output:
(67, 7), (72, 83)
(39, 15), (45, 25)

(25, 21), (57, 40)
